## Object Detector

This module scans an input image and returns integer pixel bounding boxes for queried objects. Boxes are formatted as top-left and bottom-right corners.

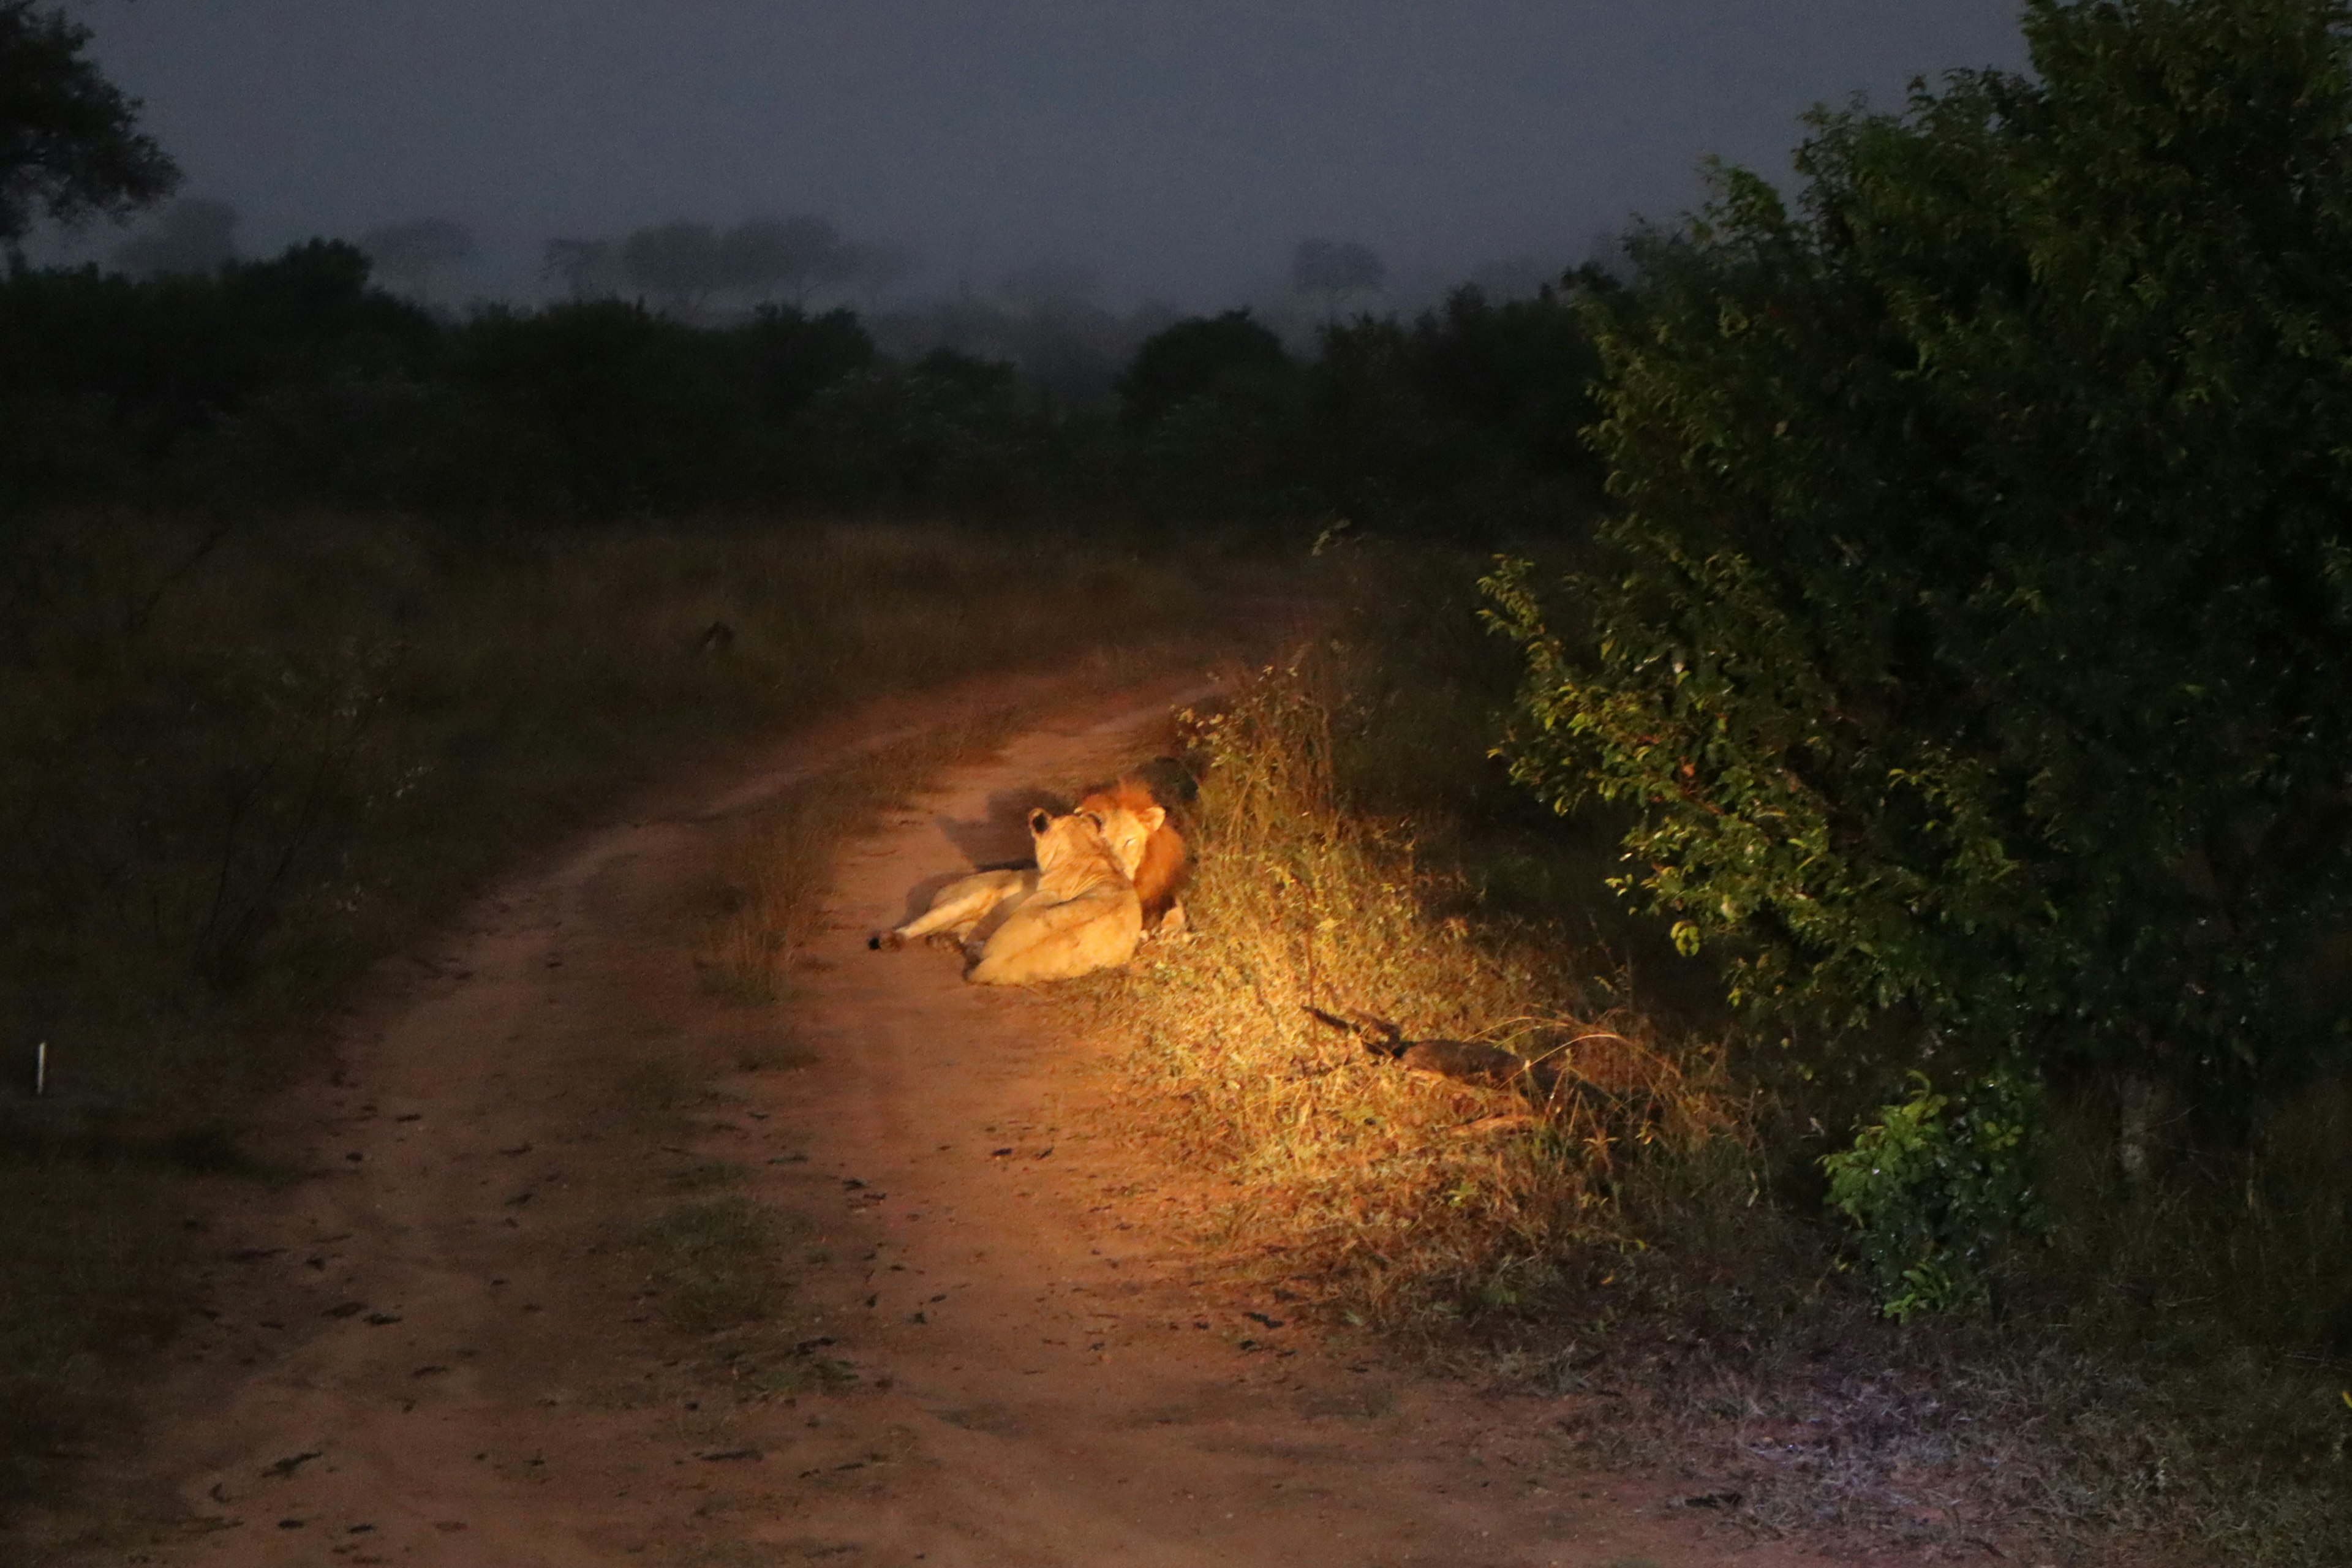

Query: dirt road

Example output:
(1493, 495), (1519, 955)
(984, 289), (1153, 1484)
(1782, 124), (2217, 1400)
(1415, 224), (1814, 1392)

(55, 673), (1819, 1568)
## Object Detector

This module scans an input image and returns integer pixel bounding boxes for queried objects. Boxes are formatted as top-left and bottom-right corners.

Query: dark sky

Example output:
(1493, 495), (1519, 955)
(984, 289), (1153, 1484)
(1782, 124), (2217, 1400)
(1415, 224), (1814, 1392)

(66, 1), (2029, 306)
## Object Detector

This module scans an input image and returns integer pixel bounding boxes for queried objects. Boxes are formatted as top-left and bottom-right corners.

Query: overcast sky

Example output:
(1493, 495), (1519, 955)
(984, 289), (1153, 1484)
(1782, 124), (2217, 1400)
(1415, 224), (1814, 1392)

(62, 1), (2030, 307)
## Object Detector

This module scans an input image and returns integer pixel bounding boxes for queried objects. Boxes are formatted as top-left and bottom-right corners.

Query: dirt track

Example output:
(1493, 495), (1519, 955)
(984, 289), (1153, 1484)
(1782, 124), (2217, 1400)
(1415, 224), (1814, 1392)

(53, 672), (1822, 1568)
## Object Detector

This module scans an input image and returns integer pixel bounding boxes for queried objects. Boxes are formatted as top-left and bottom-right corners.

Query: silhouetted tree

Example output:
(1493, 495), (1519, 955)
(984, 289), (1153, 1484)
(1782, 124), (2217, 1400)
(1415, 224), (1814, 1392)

(540, 236), (615, 299)
(1117, 309), (1289, 428)
(113, 197), (238, 276)
(360, 217), (477, 296)
(719, 214), (854, 305)
(0, 1), (178, 250)
(620, 220), (725, 312)
(1291, 238), (1385, 318)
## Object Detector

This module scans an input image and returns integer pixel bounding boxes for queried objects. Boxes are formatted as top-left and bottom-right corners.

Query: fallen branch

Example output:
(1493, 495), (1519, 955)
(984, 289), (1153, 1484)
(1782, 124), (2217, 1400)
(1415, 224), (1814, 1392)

(1305, 1005), (1644, 1126)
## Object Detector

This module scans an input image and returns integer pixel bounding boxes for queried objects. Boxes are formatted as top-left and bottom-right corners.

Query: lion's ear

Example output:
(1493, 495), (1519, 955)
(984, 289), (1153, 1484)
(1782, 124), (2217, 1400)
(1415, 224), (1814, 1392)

(1028, 808), (1052, 836)
(1138, 806), (1166, 834)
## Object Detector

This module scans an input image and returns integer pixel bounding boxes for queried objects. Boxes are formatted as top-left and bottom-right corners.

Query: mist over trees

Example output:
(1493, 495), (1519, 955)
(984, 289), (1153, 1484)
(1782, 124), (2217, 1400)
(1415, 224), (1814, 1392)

(720, 214), (856, 304)
(1291, 238), (1386, 317)
(844, 238), (916, 306)
(551, 214), (910, 316)
(996, 258), (1101, 314)
(541, 236), (616, 299)
(358, 217), (477, 297)
(618, 219), (724, 311)
(1466, 255), (1566, 300)
(112, 195), (239, 276)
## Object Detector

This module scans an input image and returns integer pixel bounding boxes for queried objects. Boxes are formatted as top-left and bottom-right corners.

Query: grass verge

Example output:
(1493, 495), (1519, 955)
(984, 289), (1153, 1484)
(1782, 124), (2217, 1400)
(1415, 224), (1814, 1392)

(1084, 635), (1737, 1330)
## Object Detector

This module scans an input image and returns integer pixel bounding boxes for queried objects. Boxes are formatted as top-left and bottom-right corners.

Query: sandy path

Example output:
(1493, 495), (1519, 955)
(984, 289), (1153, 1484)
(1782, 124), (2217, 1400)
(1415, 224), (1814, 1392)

(58, 672), (1822, 1568)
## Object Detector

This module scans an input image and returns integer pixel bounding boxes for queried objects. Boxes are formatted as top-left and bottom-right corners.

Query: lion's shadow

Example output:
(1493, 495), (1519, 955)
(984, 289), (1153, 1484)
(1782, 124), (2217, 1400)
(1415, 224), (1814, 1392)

(889, 785), (1069, 927)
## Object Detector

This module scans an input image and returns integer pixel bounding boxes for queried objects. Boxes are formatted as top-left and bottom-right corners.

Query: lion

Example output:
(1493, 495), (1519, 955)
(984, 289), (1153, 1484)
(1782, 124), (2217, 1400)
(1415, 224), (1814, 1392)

(1076, 775), (1189, 935)
(872, 786), (1174, 954)
(963, 805), (1145, 984)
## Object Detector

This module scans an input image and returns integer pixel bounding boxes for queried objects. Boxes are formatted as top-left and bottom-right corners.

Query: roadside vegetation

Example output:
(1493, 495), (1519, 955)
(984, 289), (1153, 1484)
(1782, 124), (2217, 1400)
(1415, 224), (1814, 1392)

(1101, 554), (2350, 1564)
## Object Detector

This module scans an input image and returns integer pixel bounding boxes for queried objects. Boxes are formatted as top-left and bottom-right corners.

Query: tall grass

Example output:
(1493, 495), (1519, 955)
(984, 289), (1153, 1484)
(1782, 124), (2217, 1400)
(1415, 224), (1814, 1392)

(1088, 649), (1733, 1329)
(0, 509), (1238, 1533)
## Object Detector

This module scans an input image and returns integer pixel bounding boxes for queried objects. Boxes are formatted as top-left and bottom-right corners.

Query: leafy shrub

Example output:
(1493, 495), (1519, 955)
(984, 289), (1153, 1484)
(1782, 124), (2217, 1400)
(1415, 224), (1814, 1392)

(1115, 307), (1289, 428)
(1820, 1066), (2045, 1320)
(1487, 0), (2352, 1109)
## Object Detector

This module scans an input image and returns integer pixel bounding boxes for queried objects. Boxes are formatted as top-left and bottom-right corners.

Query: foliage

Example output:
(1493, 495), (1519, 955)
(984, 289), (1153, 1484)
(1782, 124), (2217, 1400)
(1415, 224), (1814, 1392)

(1820, 1066), (2045, 1319)
(1487, 0), (2352, 1106)
(1087, 548), (2351, 1566)
(0, 240), (435, 497)
(0, 247), (1063, 516)
(1122, 284), (1606, 537)
(1, 227), (1609, 532)
(1115, 308), (1288, 428)
(0, 0), (178, 243)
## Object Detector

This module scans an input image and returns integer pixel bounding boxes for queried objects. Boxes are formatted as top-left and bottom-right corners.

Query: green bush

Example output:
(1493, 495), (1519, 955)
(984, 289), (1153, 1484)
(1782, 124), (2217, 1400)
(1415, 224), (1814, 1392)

(1115, 307), (1289, 429)
(1487, 0), (2352, 1109)
(1820, 1066), (2045, 1319)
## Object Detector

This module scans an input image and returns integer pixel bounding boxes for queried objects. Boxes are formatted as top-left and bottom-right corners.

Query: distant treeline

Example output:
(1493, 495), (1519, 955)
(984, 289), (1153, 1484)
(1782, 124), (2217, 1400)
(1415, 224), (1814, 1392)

(0, 240), (1606, 533)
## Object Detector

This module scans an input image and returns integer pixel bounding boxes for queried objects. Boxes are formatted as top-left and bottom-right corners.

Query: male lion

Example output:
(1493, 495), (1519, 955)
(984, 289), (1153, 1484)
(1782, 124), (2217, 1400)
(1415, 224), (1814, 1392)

(964, 805), (1145, 984)
(1076, 775), (1189, 934)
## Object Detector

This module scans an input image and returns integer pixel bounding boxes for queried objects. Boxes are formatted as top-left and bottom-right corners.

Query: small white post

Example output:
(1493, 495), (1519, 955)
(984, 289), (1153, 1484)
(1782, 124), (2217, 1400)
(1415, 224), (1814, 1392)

(33, 1041), (45, 1098)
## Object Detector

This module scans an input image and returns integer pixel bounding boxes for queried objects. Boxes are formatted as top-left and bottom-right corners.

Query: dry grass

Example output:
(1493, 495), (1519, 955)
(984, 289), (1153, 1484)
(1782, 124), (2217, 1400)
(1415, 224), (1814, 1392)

(1087, 651), (1735, 1329)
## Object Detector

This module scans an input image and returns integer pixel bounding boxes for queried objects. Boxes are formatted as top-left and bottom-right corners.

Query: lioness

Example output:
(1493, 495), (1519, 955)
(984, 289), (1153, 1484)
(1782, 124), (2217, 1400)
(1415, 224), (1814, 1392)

(963, 806), (1144, 984)
(873, 789), (1169, 952)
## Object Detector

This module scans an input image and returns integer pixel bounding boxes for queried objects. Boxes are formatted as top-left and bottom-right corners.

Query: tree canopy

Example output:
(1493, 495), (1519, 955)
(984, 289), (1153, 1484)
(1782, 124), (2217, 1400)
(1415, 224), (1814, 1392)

(1487, 0), (2352, 1106)
(0, 1), (178, 244)
(718, 214), (854, 304)
(1116, 308), (1287, 428)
